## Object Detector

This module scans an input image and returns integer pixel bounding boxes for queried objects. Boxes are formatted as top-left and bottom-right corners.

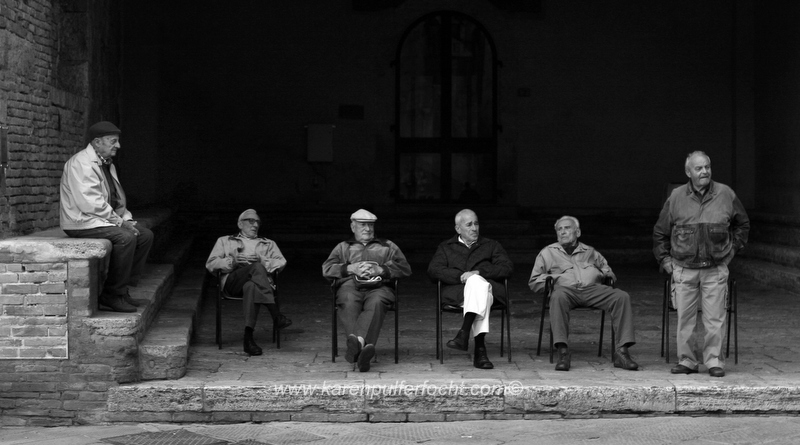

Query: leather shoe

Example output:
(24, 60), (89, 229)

(708, 367), (725, 377)
(555, 347), (571, 371)
(670, 364), (698, 374)
(446, 330), (469, 351)
(357, 343), (375, 372)
(473, 347), (494, 369)
(274, 314), (292, 330)
(613, 349), (639, 370)
(121, 292), (141, 307)
(98, 294), (136, 313)
(243, 337), (262, 356)
(344, 334), (361, 364)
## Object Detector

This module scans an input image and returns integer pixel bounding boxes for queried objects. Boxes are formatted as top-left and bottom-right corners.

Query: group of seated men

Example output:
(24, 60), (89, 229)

(205, 207), (639, 373)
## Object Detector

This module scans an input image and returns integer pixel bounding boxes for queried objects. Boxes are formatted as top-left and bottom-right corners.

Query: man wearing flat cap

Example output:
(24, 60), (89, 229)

(322, 209), (412, 372)
(60, 121), (154, 313)
(206, 209), (291, 356)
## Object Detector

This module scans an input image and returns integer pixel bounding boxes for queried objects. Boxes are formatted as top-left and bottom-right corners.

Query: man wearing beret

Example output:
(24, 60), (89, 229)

(322, 209), (412, 372)
(428, 209), (513, 369)
(60, 121), (154, 313)
(206, 209), (291, 356)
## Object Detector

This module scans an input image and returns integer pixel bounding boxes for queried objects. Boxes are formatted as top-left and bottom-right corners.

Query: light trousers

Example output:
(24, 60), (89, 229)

(462, 275), (494, 337)
(672, 264), (728, 369)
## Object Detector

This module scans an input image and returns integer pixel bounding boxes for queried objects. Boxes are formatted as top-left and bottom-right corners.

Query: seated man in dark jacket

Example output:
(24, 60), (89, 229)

(428, 209), (513, 369)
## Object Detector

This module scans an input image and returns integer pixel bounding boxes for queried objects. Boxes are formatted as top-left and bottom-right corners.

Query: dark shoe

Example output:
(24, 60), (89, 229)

(708, 367), (725, 377)
(357, 344), (375, 372)
(121, 292), (141, 307)
(555, 347), (571, 371)
(274, 314), (292, 330)
(473, 347), (494, 369)
(243, 337), (262, 356)
(345, 334), (362, 364)
(98, 294), (136, 313)
(670, 364), (698, 374)
(613, 349), (639, 371)
(446, 330), (469, 351)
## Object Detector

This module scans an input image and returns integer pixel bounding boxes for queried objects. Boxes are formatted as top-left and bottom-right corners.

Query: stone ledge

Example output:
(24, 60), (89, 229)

(105, 382), (800, 420)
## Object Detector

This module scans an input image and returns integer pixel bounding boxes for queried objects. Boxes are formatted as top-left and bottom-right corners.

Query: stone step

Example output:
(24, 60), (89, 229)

(729, 257), (800, 295)
(139, 267), (206, 380)
(739, 242), (800, 269)
(81, 264), (176, 340)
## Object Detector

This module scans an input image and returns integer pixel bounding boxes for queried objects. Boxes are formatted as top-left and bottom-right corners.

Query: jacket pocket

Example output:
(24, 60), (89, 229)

(707, 223), (730, 253)
(671, 225), (696, 261)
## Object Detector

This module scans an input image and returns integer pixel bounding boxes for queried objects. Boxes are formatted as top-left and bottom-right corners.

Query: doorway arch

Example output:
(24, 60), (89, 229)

(394, 11), (499, 203)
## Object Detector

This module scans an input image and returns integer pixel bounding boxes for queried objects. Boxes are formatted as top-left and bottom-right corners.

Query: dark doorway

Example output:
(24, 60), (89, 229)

(394, 11), (499, 203)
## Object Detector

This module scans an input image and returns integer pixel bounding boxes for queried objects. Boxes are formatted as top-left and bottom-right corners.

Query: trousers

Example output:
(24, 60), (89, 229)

(223, 262), (275, 328)
(461, 275), (494, 337)
(549, 283), (636, 350)
(65, 225), (153, 297)
(336, 279), (395, 346)
(672, 263), (728, 369)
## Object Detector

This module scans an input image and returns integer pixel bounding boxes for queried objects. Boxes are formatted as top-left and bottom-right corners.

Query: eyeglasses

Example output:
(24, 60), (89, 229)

(242, 219), (260, 225)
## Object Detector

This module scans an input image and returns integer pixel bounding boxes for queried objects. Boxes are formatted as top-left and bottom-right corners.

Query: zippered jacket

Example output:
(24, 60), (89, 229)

(653, 180), (750, 269)
(60, 145), (132, 230)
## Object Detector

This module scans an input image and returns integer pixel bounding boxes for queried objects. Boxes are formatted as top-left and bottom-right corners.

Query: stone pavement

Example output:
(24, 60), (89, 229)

(101, 251), (800, 422)
(4, 416), (800, 444)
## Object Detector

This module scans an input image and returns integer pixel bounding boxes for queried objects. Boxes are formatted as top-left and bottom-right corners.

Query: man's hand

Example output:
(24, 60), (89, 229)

(460, 270), (480, 283)
(121, 220), (139, 236)
(662, 259), (674, 274)
(347, 262), (382, 278)
(233, 251), (258, 266)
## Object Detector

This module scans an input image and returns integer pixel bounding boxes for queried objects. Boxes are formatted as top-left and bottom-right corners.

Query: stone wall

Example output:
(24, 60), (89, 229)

(0, 0), (120, 239)
(0, 236), (117, 426)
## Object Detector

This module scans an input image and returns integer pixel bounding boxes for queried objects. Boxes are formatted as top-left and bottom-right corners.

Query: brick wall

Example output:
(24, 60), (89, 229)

(0, 262), (68, 359)
(0, 237), (123, 426)
(0, 0), (120, 239)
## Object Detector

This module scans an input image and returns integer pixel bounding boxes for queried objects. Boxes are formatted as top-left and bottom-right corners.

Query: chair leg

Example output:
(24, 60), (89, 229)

(537, 306), (546, 356)
(332, 303), (337, 363)
(499, 307), (505, 357)
(438, 309), (444, 365)
(732, 279), (738, 364)
(216, 284), (222, 350)
(549, 327), (554, 364)
(598, 311), (606, 357)
(665, 282), (671, 364)
(394, 307), (399, 364)
(506, 306), (512, 362)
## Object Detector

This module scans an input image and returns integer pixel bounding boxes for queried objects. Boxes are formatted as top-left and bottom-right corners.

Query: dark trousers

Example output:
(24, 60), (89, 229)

(223, 262), (275, 328)
(336, 279), (395, 346)
(65, 225), (154, 297)
(549, 283), (636, 350)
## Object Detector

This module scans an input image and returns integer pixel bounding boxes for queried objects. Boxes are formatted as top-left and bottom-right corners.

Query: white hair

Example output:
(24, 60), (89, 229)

(554, 215), (580, 230)
(685, 151), (710, 170)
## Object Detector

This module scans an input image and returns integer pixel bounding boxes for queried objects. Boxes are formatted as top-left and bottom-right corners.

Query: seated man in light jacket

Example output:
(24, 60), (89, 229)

(529, 215), (638, 372)
(206, 209), (290, 356)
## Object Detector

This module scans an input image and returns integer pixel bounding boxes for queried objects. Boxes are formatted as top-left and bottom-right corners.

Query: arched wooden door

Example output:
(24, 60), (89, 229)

(394, 11), (499, 203)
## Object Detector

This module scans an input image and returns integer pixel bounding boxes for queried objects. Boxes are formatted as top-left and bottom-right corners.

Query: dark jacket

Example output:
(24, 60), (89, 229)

(653, 180), (750, 269)
(427, 236), (513, 305)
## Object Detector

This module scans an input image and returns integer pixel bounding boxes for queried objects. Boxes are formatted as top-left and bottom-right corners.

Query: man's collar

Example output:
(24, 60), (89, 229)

(458, 236), (477, 248)
(686, 180), (715, 196)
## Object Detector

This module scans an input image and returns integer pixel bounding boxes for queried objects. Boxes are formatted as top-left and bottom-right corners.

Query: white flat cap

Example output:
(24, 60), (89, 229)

(350, 209), (377, 223)
(238, 209), (260, 221)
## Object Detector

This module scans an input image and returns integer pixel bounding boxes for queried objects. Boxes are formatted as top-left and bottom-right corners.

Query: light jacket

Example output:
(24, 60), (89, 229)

(60, 145), (132, 230)
(528, 242), (614, 294)
(653, 180), (750, 269)
(205, 234), (287, 288)
(322, 237), (412, 286)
